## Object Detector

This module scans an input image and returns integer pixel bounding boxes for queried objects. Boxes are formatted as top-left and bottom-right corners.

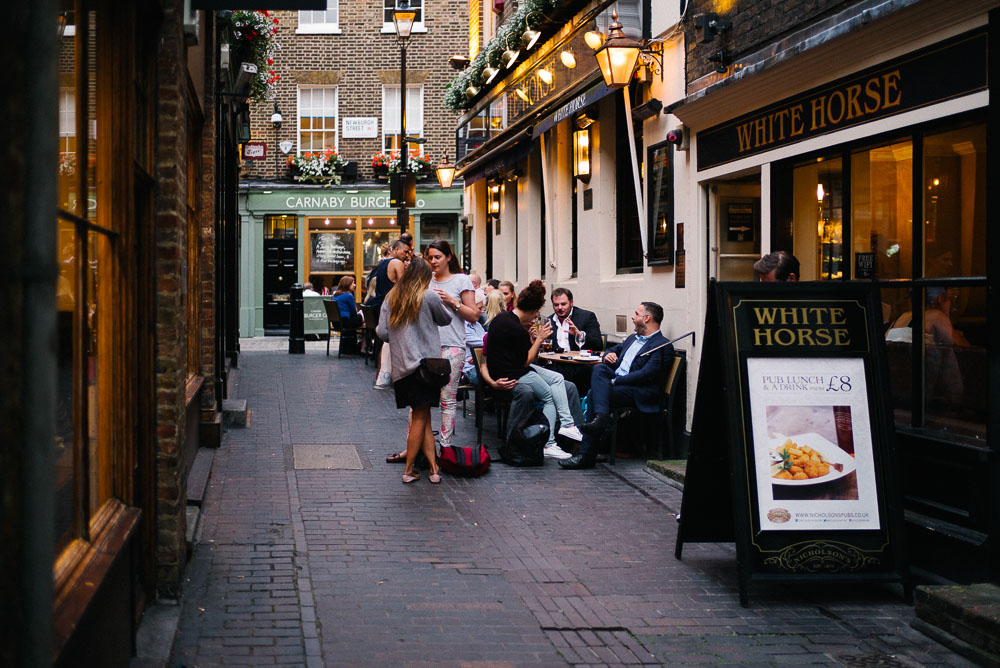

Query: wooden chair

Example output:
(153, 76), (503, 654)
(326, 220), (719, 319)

(358, 303), (378, 365)
(608, 351), (686, 463)
(472, 347), (512, 443)
(323, 299), (361, 358)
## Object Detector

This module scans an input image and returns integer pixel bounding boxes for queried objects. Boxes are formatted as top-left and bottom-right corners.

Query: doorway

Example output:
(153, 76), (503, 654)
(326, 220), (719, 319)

(263, 239), (298, 333)
(709, 174), (761, 281)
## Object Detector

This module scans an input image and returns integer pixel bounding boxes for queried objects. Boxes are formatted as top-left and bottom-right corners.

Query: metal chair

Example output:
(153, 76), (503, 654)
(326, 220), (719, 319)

(358, 303), (378, 365)
(323, 299), (361, 358)
(608, 351), (686, 463)
(472, 347), (512, 443)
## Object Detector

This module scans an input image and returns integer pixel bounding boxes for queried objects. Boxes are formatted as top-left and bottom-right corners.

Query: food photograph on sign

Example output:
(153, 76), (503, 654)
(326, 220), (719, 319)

(746, 358), (881, 531)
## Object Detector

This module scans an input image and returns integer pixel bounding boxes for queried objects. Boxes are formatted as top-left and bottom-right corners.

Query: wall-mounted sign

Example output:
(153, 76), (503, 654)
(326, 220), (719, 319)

(675, 282), (909, 605)
(342, 117), (379, 139)
(193, 0), (325, 7)
(283, 195), (426, 210)
(310, 231), (354, 273)
(279, 140), (294, 154)
(697, 29), (987, 171)
(855, 252), (875, 279)
(242, 141), (268, 160)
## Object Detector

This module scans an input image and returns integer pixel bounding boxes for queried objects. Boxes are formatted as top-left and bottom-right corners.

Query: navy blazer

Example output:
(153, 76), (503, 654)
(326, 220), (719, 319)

(603, 330), (671, 413)
(547, 307), (603, 352)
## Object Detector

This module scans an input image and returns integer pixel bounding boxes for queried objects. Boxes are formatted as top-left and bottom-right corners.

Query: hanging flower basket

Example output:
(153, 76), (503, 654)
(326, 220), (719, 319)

(230, 10), (281, 104)
(371, 151), (433, 176)
(286, 150), (344, 186)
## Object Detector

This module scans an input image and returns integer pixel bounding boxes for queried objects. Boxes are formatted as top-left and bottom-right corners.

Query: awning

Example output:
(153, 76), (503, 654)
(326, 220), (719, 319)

(458, 128), (534, 186)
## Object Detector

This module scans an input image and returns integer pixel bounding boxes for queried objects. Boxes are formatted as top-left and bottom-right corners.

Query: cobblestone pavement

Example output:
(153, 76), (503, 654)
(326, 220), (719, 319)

(170, 340), (971, 667)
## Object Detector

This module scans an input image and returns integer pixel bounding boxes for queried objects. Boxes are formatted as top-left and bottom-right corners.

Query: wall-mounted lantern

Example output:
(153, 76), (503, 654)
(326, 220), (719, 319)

(435, 153), (456, 189)
(573, 115), (594, 183)
(587, 8), (664, 88)
(488, 178), (502, 215)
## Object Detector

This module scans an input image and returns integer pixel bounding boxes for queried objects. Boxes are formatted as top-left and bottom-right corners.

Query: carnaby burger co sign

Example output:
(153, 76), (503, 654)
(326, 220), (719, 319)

(284, 194), (426, 210)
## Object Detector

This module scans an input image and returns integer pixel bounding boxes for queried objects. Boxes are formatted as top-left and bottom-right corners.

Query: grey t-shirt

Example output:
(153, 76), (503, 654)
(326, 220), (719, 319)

(431, 273), (475, 349)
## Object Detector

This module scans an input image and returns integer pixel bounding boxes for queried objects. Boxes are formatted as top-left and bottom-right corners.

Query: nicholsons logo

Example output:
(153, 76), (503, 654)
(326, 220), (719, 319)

(766, 508), (791, 523)
(763, 541), (880, 573)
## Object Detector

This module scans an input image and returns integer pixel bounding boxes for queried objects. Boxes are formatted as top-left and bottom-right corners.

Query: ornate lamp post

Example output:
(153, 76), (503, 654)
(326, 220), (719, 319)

(393, 0), (417, 232)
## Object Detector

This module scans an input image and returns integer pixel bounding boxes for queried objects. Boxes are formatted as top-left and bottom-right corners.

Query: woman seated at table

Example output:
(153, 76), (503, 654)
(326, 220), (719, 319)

(482, 280), (583, 459)
(333, 276), (364, 329)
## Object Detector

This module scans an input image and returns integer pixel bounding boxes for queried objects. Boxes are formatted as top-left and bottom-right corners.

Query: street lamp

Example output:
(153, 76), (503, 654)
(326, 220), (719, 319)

(435, 153), (456, 189)
(586, 8), (664, 89)
(393, 0), (416, 232)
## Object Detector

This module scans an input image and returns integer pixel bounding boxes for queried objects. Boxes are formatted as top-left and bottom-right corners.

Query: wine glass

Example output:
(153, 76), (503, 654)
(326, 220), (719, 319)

(575, 330), (587, 351)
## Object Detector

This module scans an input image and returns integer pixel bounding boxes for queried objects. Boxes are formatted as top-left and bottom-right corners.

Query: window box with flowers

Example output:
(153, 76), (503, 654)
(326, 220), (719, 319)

(371, 152), (434, 178)
(286, 150), (344, 186)
(230, 10), (281, 104)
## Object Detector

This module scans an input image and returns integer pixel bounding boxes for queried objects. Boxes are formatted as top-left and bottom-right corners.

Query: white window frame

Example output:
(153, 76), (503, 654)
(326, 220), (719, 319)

(297, 86), (340, 154)
(381, 0), (427, 34)
(381, 84), (424, 154)
(59, 90), (75, 154)
(298, 0), (341, 34)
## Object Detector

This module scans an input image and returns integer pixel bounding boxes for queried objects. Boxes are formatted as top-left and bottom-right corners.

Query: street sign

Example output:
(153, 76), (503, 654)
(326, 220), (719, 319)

(675, 281), (909, 606)
(242, 141), (267, 161)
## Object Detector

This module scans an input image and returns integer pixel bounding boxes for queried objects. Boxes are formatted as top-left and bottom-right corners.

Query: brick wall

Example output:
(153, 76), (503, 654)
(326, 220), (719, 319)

(241, 0), (469, 182)
(155, 1), (193, 593)
(200, 21), (220, 415)
(684, 0), (853, 84)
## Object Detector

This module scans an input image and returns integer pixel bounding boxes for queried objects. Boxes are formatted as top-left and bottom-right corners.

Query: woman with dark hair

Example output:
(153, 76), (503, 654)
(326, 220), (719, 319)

(376, 257), (453, 483)
(480, 280), (583, 459)
(332, 275), (364, 329)
(424, 239), (478, 449)
(499, 280), (517, 311)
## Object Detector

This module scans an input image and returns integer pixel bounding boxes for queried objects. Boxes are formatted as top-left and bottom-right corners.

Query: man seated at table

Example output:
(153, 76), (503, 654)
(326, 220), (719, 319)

(560, 301), (671, 469)
(546, 288), (603, 352)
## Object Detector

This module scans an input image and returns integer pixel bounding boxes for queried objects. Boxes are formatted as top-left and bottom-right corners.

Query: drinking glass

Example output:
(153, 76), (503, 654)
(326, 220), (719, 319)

(575, 331), (587, 350)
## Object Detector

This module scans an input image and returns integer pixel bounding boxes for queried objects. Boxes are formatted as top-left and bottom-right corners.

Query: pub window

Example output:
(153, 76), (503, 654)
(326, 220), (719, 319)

(777, 117), (986, 441)
(615, 93), (643, 272)
(569, 126), (578, 277)
(298, 0), (340, 33)
(646, 139), (674, 265)
(382, 84), (423, 154)
(298, 86), (339, 153)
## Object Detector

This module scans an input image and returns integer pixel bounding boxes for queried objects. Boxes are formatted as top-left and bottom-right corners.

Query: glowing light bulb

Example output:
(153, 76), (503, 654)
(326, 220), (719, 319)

(584, 31), (603, 50)
(816, 184), (825, 202)
(537, 68), (552, 85)
(560, 51), (577, 69)
(324, 218), (331, 226)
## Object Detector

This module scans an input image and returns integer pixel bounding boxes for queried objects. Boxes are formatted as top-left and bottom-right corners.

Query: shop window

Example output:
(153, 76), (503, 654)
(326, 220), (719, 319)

(382, 84), (423, 153)
(298, 86), (339, 153)
(922, 124), (987, 279)
(265, 214), (297, 239)
(791, 157), (844, 280)
(851, 141), (913, 280)
(382, 0), (425, 33)
(298, 0), (340, 33)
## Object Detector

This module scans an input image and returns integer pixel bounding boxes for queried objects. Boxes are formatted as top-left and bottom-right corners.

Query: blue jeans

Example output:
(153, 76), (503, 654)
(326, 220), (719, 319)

(516, 364), (575, 447)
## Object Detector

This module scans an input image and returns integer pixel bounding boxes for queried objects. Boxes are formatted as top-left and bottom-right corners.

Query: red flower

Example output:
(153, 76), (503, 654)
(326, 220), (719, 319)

(262, 10), (269, 16)
(273, 18), (279, 24)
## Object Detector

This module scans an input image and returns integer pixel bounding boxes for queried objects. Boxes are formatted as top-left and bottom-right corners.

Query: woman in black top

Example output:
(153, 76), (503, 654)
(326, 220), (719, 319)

(482, 281), (583, 458)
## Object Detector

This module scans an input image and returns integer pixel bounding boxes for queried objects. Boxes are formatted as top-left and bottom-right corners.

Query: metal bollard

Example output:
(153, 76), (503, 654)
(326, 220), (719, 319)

(288, 284), (305, 354)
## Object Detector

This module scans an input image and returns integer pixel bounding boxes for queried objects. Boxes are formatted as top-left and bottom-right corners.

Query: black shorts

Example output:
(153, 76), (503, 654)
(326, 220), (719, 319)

(393, 370), (440, 409)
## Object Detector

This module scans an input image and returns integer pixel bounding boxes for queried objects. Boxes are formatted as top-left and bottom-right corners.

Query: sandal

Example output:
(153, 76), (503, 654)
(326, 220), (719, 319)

(385, 451), (407, 463)
(428, 471), (442, 484)
(402, 471), (419, 484)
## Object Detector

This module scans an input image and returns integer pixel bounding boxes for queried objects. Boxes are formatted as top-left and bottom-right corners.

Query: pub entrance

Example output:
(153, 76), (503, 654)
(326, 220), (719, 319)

(708, 173), (762, 282)
(263, 215), (298, 333)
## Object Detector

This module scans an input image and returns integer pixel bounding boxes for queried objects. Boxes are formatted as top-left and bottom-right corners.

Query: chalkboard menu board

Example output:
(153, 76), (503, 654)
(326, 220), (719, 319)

(676, 281), (910, 605)
(646, 140), (674, 265)
(310, 232), (354, 273)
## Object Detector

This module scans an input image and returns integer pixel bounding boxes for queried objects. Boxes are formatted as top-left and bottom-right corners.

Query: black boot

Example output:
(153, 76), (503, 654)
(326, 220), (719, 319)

(578, 413), (608, 435)
(559, 452), (596, 469)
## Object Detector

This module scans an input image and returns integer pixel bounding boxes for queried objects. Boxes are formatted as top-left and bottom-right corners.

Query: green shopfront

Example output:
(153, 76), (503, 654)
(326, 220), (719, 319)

(238, 185), (464, 336)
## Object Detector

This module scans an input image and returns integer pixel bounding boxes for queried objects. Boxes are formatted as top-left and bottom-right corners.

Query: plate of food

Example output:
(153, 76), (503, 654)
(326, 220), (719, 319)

(575, 354), (602, 361)
(768, 433), (856, 486)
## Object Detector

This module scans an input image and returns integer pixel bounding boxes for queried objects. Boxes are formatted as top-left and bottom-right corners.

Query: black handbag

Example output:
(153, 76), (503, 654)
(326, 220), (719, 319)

(418, 357), (452, 388)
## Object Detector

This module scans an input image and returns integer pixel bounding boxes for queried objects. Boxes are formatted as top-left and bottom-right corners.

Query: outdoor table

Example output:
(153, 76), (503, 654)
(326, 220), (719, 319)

(538, 350), (603, 396)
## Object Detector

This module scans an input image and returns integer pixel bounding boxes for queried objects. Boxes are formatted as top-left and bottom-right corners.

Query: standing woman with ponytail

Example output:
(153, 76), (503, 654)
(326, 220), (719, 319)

(376, 257), (453, 484)
(424, 239), (478, 448)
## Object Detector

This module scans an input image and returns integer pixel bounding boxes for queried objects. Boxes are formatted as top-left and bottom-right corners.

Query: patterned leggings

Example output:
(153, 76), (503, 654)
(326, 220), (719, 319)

(438, 346), (465, 446)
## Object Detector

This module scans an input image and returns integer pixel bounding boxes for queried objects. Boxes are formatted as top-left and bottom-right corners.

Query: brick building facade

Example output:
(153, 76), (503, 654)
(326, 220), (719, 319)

(236, 1), (469, 337)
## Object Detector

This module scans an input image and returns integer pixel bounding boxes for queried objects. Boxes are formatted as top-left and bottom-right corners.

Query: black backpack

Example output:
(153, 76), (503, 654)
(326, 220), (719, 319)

(500, 408), (548, 467)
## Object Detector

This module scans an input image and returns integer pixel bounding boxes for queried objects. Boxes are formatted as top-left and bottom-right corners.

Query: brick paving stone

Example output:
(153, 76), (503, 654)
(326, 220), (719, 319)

(169, 342), (970, 666)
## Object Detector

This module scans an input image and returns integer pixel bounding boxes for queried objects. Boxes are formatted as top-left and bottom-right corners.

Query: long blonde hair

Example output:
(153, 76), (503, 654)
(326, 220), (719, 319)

(483, 289), (506, 325)
(388, 256), (433, 328)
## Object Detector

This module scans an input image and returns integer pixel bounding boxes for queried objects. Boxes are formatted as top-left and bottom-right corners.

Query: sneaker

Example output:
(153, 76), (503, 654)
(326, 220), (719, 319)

(374, 371), (391, 389)
(557, 425), (584, 442)
(543, 444), (572, 460)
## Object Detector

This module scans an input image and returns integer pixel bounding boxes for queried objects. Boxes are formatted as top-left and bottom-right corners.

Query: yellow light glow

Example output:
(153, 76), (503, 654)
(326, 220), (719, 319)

(516, 88), (530, 103)
(816, 184), (825, 202)
(584, 31), (603, 50)
(560, 50), (577, 68)
(537, 68), (552, 85)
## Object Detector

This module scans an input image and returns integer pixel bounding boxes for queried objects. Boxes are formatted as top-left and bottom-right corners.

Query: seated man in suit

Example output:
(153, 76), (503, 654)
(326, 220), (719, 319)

(560, 301), (671, 469)
(546, 288), (603, 352)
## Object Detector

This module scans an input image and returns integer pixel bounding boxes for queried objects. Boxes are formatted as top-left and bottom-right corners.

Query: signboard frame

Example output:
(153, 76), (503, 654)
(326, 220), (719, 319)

(676, 281), (909, 605)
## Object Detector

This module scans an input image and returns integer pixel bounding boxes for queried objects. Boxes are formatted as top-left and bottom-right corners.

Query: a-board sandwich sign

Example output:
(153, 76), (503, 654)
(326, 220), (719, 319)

(675, 281), (909, 606)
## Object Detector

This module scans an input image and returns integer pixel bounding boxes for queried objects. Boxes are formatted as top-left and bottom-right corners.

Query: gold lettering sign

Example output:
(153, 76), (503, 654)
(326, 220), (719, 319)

(750, 306), (850, 348)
